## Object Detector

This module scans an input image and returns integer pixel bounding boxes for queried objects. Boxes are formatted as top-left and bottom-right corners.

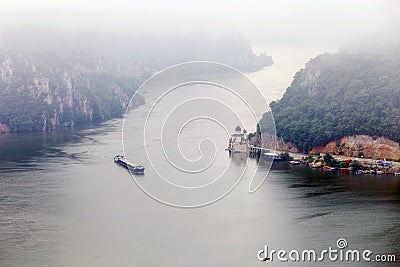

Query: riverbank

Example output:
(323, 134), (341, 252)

(276, 150), (400, 174)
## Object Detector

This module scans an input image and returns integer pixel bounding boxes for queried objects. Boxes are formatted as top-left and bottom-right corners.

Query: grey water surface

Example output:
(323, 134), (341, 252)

(1, 63), (400, 266)
(1, 120), (399, 266)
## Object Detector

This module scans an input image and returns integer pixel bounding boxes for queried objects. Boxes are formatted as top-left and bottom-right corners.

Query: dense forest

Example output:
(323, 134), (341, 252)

(260, 49), (400, 153)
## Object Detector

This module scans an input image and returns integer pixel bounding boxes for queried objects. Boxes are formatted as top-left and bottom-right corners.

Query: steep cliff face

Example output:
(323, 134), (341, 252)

(311, 135), (400, 160)
(0, 52), (143, 132)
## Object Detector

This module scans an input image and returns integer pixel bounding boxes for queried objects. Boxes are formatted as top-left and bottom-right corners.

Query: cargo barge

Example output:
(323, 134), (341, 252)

(114, 155), (145, 174)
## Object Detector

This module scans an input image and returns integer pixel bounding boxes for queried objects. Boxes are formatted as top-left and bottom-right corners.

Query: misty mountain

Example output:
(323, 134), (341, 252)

(338, 27), (400, 55)
(0, 26), (273, 72)
(0, 29), (272, 133)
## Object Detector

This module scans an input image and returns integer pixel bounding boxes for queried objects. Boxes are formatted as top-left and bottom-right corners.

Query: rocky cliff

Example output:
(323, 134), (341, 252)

(262, 134), (400, 160)
(0, 52), (144, 132)
(311, 135), (400, 160)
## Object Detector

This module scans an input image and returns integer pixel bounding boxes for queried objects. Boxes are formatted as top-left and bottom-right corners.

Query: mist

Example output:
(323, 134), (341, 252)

(0, 0), (399, 54)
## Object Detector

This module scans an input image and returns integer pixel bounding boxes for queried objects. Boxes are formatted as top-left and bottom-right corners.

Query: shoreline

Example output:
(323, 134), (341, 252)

(275, 149), (400, 170)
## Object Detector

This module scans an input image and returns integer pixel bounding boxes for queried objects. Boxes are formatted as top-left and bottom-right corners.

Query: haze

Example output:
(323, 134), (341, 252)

(0, 0), (399, 49)
(0, 0), (399, 95)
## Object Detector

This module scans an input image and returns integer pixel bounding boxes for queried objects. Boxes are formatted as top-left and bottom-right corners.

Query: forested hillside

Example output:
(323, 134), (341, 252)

(261, 49), (400, 153)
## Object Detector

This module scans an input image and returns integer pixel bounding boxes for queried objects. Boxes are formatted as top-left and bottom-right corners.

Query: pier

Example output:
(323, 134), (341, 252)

(248, 145), (269, 155)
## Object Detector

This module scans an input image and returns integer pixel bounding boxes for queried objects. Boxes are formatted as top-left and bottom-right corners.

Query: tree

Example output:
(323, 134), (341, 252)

(256, 123), (261, 137)
(323, 153), (334, 164)
(350, 161), (363, 171)
(323, 153), (340, 167)
(281, 152), (293, 161)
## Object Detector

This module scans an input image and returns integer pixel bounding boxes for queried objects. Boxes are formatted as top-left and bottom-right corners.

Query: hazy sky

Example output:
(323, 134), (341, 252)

(0, 0), (398, 49)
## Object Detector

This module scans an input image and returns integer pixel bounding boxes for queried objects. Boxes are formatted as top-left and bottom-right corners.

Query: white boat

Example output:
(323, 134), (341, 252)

(263, 152), (282, 160)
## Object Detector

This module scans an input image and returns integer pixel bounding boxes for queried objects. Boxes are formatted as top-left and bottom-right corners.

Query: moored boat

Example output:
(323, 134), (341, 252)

(310, 162), (323, 168)
(323, 166), (339, 172)
(339, 168), (350, 174)
(263, 152), (283, 160)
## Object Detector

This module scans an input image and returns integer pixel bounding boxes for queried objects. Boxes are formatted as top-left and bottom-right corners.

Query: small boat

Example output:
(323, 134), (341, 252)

(331, 167), (339, 172)
(310, 162), (323, 168)
(263, 152), (283, 160)
(289, 160), (301, 165)
(339, 168), (350, 174)
(114, 155), (145, 174)
(322, 166), (338, 172)
(323, 166), (332, 172)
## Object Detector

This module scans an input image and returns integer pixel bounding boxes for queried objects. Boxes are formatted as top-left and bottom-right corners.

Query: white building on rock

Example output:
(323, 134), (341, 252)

(228, 126), (249, 153)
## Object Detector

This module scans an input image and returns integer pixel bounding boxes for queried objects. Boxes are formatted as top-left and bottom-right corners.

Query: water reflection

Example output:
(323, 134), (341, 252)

(229, 153), (248, 166)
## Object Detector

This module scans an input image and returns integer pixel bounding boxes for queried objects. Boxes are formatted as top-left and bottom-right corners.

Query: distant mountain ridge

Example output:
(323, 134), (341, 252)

(261, 49), (400, 154)
(0, 30), (273, 133)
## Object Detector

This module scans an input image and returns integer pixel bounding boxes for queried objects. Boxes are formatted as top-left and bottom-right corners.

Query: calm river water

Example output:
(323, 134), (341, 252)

(1, 50), (399, 266)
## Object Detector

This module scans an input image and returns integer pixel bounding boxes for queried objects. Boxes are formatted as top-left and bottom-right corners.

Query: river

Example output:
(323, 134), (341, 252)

(0, 47), (399, 266)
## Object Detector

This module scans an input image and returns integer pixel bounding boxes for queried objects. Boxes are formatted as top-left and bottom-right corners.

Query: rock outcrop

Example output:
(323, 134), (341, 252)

(265, 134), (400, 160)
(0, 52), (144, 132)
(311, 135), (400, 160)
